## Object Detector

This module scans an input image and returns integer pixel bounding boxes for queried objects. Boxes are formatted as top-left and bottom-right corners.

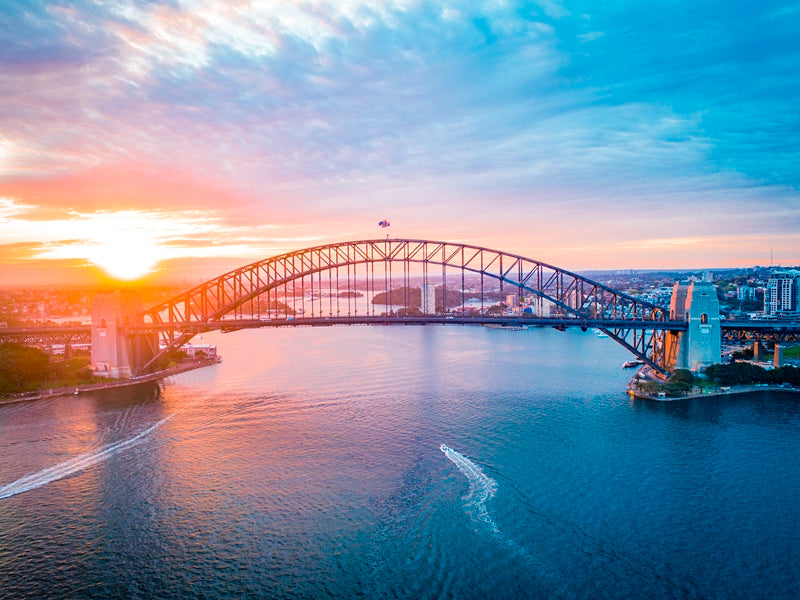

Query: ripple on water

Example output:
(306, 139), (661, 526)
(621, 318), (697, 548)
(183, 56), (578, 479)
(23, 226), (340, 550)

(2, 327), (800, 599)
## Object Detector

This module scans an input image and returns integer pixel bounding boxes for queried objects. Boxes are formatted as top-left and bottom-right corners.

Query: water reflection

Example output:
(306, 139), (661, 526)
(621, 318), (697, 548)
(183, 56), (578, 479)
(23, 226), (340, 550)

(636, 391), (800, 426)
(2, 327), (799, 599)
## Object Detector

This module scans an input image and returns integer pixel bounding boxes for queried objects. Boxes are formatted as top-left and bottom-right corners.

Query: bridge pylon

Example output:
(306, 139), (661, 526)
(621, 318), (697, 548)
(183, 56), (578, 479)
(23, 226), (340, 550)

(665, 281), (721, 372)
(91, 291), (157, 378)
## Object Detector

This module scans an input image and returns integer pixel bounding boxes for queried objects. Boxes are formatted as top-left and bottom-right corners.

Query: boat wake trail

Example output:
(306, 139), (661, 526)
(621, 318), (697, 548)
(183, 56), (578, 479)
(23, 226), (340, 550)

(440, 443), (499, 534)
(440, 443), (566, 597)
(0, 415), (174, 500)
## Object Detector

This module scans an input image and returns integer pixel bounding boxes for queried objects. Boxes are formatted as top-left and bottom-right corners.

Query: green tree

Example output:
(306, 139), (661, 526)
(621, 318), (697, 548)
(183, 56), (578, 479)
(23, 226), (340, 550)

(662, 369), (693, 396)
(670, 369), (694, 385)
(732, 347), (754, 359)
(705, 362), (769, 385)
(0, 343), (50, 394)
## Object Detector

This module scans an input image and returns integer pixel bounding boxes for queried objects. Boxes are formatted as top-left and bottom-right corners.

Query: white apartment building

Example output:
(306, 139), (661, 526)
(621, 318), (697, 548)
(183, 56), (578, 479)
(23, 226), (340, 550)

(764, 271), (800, 316)
(421, 283), (437, 315)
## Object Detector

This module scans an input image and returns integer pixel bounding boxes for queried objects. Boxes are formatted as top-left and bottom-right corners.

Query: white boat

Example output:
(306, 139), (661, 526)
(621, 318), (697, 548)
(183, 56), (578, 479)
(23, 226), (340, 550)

(622, 360), (644, 368)
(483, 324), (527, 331)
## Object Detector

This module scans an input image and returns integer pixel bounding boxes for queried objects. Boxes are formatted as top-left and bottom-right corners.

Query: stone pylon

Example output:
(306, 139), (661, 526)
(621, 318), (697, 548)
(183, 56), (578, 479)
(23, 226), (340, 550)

(664, 281), (722, 371)
(91, 291), (156, 378)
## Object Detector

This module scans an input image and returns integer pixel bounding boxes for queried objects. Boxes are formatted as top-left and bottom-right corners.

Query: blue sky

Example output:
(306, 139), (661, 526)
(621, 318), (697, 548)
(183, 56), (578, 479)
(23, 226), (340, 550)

(0, 1), (798, 283)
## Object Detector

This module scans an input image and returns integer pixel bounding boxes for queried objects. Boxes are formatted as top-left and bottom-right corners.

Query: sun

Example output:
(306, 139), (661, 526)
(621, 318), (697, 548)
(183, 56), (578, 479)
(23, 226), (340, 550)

(82, 213), (166, 280)
(89, 236), (162, 280)
(28, 210), (195, 281)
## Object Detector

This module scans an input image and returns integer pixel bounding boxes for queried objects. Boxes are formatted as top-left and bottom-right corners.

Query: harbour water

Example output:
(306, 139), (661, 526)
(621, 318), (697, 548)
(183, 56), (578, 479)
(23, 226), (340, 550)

(1, 326), (799, 599)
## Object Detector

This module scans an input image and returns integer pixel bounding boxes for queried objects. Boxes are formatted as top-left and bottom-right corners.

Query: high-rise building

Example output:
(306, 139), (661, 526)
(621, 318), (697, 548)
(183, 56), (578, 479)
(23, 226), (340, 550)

(764, 271), (800, 317)
(421, 283), (436, 315)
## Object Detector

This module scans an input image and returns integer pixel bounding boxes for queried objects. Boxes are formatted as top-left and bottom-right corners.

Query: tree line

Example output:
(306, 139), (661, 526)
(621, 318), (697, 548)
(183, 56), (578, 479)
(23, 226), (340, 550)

(705, 362), (800, 387)
(371, 286), (500, 311)
(635, 362), (800, 398)
(0, 343), (94, 395)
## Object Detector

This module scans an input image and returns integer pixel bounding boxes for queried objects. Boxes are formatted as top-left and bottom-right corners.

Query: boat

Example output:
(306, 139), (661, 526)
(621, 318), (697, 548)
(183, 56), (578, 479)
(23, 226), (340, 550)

(622, 360), (644, 369)
(483, 324), (527, 331)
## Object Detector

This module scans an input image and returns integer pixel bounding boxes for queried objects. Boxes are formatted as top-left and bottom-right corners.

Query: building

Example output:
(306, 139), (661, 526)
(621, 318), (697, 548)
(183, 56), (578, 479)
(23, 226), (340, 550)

(736, 285), (756, 301)
(421, 283), (436, 315)
(764, 271), (800, 317)
(183, 344), (218, 359)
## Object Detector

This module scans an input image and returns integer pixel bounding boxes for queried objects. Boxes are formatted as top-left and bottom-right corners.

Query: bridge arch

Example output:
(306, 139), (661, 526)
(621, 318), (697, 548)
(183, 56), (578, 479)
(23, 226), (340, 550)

(139, 239), (672, 373)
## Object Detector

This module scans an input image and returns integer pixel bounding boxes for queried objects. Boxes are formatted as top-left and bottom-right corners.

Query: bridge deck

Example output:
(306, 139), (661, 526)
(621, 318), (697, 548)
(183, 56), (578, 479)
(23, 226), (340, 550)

(6, 318), (800, 340)
(200, 316), (689, 332)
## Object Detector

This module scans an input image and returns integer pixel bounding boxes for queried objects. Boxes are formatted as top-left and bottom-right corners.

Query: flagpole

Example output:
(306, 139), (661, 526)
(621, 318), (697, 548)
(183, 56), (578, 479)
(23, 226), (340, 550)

(378, 218), (391, 240)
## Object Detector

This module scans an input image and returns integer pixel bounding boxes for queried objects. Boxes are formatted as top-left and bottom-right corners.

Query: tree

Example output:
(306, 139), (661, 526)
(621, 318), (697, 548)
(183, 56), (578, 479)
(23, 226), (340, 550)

(0, 343), (50, 394)
(664, 369), (694, 395)
(705, 362), (770, 385)
(372, 287), (421, 308)
(670, 369), (694, 385)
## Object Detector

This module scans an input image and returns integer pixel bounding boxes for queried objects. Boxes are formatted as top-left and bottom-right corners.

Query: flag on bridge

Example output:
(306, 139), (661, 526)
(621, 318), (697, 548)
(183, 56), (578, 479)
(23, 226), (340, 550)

(378, 219), (391, 228)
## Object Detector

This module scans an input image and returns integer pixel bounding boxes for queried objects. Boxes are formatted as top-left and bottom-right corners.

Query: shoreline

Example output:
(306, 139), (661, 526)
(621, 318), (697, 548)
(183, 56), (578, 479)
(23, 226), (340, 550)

(0, 357), (221, 407)
(628, 381), (800, 402)
(628, 363), (800, 401)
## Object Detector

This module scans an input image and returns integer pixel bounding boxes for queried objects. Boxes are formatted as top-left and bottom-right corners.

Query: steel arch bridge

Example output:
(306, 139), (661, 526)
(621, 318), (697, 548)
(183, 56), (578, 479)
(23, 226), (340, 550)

(137, 239), (684, 374)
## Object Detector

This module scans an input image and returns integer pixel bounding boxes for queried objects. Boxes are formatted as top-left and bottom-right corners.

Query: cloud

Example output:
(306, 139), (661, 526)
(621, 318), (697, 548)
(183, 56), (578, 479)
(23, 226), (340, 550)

(0, 0), (797, 280)
(0, 196), (35, 220)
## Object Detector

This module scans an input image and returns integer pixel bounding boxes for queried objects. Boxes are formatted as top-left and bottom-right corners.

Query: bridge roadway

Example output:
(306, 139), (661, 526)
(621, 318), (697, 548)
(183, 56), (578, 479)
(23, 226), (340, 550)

(189, 315), (689, 333)
(2, 315), (799, 380)
(7, 317), (800, 341)
(0, 324), (92, 345)
(0, 316), (686, 336)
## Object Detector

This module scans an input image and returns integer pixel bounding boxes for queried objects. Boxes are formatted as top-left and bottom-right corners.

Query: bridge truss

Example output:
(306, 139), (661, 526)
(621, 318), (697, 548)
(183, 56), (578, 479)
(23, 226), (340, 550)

(0, 326), (91, 348)
(721, 322), (800, 343)
(140, 239), (678, 374)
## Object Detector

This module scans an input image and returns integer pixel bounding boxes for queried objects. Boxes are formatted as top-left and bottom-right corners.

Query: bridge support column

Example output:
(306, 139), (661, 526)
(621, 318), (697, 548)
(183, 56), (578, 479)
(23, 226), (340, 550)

(753, 341), (763, 362)
(665, 281), (721, 372)
(91, 291), (156, 378)
(774, 344), (784, 367)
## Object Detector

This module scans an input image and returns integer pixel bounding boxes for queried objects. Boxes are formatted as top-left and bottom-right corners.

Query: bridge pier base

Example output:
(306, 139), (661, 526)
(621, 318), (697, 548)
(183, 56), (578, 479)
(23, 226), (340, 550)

(665, 281), (721, 372)
(91, 291), (156, 378)
(753, 341), (763, 362)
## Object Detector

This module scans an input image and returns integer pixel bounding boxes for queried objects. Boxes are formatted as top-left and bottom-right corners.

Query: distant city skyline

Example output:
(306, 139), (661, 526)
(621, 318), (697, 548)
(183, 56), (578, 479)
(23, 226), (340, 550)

(1, 1), (798, 285)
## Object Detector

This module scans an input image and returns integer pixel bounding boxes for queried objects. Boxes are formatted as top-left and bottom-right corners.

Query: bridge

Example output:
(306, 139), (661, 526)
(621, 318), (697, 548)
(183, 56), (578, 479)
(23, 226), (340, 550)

(4, 239), (800, 378)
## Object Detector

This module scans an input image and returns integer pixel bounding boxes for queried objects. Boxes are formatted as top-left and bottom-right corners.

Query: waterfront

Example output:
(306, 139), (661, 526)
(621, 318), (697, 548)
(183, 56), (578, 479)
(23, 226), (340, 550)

(1, 326), (799, 599)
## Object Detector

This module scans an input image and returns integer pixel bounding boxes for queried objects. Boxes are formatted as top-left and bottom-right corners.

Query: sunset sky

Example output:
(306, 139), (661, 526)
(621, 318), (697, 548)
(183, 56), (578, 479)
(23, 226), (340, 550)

(1, 1), (799, 285)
